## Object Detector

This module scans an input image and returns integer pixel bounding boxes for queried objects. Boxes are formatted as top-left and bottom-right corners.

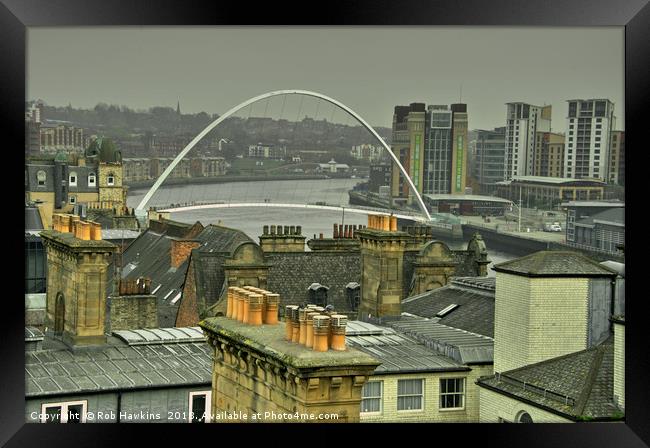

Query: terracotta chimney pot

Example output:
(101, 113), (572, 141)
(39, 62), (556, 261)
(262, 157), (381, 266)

(248, 293), (264, 326)
(312, 315), (331, 352)
(285, 305), (298, 341)
(305, 312), (318, 348)
(226, 287), (235, 318)
(330, 315), (348, 351)
(298, 308), (308, 345)
(264, 293), (280, 325)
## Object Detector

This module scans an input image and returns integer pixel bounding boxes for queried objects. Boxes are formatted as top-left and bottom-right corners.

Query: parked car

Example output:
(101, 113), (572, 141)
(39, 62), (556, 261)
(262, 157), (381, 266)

(544, 223), (562, 232)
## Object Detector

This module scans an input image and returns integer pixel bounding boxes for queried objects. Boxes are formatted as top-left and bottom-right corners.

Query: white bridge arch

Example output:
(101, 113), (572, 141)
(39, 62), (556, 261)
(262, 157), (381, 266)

(135, 89), (432, 221)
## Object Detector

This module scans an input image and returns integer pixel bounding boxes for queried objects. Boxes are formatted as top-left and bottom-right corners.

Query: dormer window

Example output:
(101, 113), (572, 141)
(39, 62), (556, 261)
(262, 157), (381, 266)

(308, 283), (329, 307)
(88, 172), (96, 187)
(69, 172), (77, 187)
(345, 282), (361, 311)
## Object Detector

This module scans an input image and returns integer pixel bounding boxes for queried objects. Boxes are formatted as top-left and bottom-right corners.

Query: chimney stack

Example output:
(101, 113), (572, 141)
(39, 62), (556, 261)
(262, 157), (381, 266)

(170, 240), (201, 269)
(333, 223), (339, 239)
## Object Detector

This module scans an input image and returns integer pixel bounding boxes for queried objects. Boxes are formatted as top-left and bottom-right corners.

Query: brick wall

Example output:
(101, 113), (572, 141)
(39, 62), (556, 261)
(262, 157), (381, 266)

(494, 273), (589, 373)
(360, 365), (492, 423)
(109, 294), (158, 331)
(171, 240), (200, 268)
(176, 261), (199, 327)
(479, 387), (572, 423)
(613, 322), (625, 410)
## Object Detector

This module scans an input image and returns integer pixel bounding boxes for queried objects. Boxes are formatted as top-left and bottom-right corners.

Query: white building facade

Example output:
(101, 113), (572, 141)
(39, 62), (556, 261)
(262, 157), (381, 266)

(504, 103), (552, 180)
(563, 99), (615, 181)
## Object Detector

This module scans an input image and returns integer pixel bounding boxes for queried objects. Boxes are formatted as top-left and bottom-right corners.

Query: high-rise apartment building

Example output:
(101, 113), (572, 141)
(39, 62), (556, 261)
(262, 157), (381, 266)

(534, 132), (565, 178)
(563, 99), (615, 181)
(25, 105), (41, 157)
(473, 127), (506, 194)
(390, 102), (468, 202)
(609, 130), (625, 186)
(504, 103), (552, 180)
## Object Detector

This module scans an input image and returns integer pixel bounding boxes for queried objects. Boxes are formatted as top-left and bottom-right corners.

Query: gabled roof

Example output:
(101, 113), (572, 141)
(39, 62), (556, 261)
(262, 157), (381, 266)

(492, 251), (619, 277)
(25, 327), (212, 398)
(119, 230), (189, 327)
(477, 338), (622, 421)
(402, 277), (495, 337)
(196, 224), (254, 253)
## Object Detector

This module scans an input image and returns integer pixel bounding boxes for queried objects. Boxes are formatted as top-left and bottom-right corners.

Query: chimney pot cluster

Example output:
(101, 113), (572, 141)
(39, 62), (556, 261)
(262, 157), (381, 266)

(52, 213), (102, 240)
(262, 225), (303, 236)
(226, 286), (280, 326)
(283, 304), (347, 352)
(405, 225), (434, 237)
(366, 214), (397, 232)
(119, 277), (152, 295)
(333, 223), (364, 239)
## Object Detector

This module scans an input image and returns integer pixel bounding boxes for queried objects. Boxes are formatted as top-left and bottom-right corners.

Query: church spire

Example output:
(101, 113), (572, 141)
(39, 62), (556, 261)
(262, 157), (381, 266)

(176, 100), (181, 115)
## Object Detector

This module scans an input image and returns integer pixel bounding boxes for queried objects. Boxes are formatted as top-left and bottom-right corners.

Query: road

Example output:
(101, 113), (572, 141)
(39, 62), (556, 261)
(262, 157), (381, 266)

(461, 213), (567, 244)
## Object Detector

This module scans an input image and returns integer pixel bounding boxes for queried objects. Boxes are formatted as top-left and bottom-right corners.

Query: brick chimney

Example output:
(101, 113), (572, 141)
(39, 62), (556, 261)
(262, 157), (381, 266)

(171, 239), (201, 268)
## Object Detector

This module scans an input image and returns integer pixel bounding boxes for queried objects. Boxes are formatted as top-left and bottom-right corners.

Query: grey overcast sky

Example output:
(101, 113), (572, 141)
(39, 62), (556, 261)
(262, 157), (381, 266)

(27, 27), (624, 131)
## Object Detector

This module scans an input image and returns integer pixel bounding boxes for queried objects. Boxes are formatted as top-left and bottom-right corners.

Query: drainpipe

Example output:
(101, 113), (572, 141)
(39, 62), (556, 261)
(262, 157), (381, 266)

(116, 391), (122, 423)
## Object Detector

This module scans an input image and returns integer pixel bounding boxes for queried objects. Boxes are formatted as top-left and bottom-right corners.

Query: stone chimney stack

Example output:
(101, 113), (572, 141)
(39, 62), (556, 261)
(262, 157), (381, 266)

(170, 239), (201, 268)
(357, 214), (410, 319)
(40, 226), (117, 347)
(259, 224), (306, 253)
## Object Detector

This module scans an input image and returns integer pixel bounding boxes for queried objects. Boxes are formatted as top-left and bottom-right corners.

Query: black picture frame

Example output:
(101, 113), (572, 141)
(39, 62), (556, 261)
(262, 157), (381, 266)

(3, 0), (647, 445)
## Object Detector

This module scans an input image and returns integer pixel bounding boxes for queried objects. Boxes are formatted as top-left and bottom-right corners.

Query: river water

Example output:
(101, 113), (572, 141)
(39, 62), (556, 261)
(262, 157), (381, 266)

(127, 178), (517, 276)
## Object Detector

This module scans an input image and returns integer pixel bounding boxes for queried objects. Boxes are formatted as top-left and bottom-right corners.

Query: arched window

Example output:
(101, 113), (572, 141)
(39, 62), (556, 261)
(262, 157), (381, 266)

(69, 171), (77, 187)
(88, 172), (96, 187)
(517, 411), (533, 423)
(37, 170), (46, 186)
(346, 282), (361, 311)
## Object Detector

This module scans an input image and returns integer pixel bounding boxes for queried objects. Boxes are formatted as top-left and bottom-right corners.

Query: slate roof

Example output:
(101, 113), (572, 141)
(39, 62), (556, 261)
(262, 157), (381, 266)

(116, 222), (253, 326)
(345, 321), (466, 374)
(383, 317), (494, 365)
(118, 229), (190, 327)
(492, 251), (619, 277)
(25, 205), (44, 231)
(189, 224), (256, 311)
(401, 277), (495, 337)
(266, 252), (361, 313)
(477, 338), (622, 420)
(25, 327), (212, 398)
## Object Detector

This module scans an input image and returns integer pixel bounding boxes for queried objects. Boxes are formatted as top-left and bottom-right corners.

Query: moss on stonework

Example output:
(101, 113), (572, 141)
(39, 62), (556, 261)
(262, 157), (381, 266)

(199, 317), (380, 371)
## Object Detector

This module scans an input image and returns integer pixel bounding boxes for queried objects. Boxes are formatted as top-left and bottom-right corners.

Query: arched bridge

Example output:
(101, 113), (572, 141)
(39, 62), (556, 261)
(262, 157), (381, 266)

(155, 201), (434, 224)
(135, 90), (432, 221)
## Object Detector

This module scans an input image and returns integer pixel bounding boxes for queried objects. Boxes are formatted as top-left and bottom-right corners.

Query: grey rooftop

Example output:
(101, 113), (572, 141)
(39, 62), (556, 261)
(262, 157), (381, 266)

(25, 327), (212, 398)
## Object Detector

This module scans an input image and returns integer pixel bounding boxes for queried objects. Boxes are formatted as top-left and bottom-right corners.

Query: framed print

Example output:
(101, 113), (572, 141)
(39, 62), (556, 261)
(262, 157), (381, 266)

(3, 0), (647, 445)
